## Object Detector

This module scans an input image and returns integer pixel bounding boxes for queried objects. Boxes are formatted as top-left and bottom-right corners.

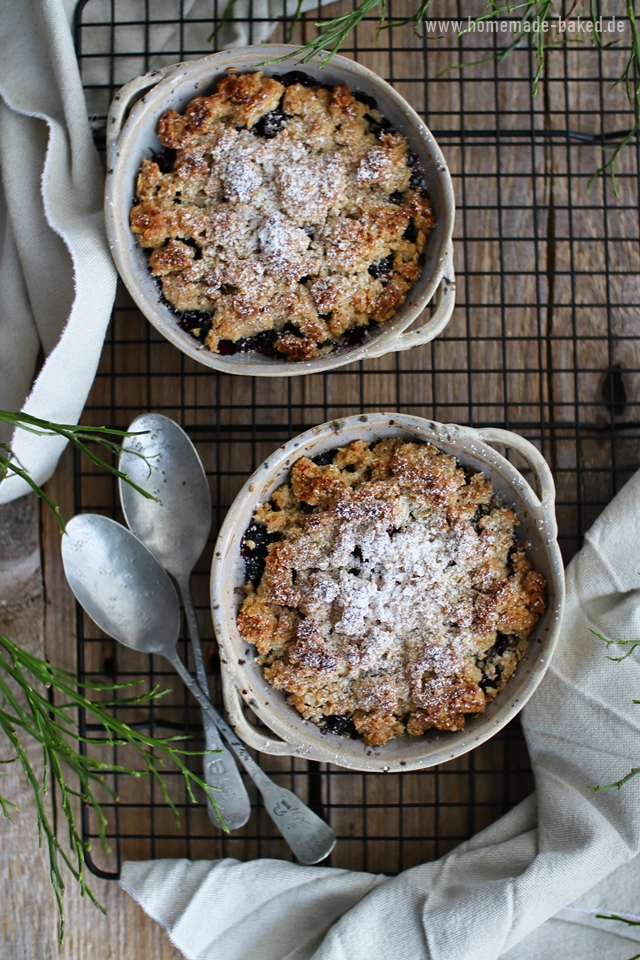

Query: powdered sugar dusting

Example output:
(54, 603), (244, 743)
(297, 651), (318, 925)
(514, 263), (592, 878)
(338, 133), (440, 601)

(238, 438), (546, 745)
(256, 211), (315, 281)
(131, 71), (435, 357)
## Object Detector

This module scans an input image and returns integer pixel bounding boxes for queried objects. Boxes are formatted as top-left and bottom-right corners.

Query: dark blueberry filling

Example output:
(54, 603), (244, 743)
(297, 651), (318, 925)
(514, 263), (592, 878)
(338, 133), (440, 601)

(354, 90), (378, 110)
(218, 330), (280, 357)
(253, 109), (289, 139)
(158, 293), (212, 344)
(479, 672), (501, 694)
(490, 633), (512, 657)
(478, 633), (514, 693)
(364, 112), (395, 140)
(344, 321), (374, 347)
(368, 253), (394, 279)
(216, 339), (235, 356)
(182, 236), (203, 259)
(150, 146), (177, 172)
(312, 448), (337, 466)
(341, 322), (373, 348)
(241, 521), (281, 585)
(193, 316), (213, 343)
(409, 167), (429, 197)
(320, 714), (360, 738)
(272, 70), (317, 88)
(246, 330), (279, 357)
(173, 307), (211, 334)
(389, 190), (405, 206)
(472, 502), (492, 530)
(403, 218), (418, 243)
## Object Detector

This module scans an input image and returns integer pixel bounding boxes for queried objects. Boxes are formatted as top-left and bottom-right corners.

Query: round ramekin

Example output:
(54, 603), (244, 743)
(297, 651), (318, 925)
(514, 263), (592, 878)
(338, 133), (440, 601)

(211, 414), (565, 773)
(105, 46), (455, 377)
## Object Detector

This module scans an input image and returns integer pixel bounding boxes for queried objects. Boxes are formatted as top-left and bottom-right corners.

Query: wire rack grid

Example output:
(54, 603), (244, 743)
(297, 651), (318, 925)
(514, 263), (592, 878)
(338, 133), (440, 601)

(72, 0), (640, 879)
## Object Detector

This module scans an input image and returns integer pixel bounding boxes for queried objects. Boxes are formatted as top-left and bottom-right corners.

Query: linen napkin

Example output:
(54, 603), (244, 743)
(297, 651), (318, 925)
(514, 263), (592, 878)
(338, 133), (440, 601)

(121, 465), (640, 959)
(0, 0), (116, 502)
(0, 0), (320, 506)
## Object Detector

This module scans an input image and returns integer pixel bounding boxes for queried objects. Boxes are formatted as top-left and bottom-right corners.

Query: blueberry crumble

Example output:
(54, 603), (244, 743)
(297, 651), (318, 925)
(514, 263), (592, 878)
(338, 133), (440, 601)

(130, 70), (435, 360)
(237, 438), (546, 745)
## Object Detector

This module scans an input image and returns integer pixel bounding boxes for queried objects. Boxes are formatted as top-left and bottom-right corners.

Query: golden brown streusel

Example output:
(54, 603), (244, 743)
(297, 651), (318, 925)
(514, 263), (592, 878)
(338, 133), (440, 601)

(237, 438), (546, 746)
(130, 71), (435, 360)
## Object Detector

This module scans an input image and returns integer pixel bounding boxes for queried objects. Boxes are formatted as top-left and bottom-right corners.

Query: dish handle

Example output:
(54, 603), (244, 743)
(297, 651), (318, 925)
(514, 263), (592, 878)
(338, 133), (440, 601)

(221, 668), (296, 757)
(472, 427), (558, 537)
(365, 242), (455, 358)
(106, 66), (177, 171)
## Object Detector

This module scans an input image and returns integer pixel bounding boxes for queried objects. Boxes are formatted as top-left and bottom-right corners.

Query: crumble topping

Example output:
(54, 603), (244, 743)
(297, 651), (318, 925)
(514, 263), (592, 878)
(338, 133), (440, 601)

(130, 70), (435, 360)
(237, 438), (546, 745)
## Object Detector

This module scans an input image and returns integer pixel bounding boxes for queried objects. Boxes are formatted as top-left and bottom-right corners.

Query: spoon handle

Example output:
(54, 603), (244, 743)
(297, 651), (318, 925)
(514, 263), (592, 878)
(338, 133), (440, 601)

(168, 652), (336, 865)
(176, 575), (251, 831)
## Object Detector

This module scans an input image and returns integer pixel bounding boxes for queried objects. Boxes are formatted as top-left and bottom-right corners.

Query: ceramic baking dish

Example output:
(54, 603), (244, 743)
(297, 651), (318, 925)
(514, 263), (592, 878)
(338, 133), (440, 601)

(104, 46), (455, 376)
(211, 413), (565, 772)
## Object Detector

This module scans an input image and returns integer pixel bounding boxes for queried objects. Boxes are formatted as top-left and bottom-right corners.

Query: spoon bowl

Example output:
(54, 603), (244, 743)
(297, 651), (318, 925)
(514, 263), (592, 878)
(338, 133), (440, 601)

(119, 413), (211, 577)
(61, 513), (180, 658)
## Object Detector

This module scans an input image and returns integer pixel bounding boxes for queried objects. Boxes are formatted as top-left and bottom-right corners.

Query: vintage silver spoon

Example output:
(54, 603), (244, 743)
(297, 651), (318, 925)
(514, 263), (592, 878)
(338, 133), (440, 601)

(118, 412), (250, 831)
(61, 514), (336, 865)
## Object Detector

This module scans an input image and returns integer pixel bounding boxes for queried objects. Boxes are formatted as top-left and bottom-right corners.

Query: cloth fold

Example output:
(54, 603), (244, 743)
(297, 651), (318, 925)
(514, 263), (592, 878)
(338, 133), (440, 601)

(0, 0), (116, 500)
(122, 467), (640, 959)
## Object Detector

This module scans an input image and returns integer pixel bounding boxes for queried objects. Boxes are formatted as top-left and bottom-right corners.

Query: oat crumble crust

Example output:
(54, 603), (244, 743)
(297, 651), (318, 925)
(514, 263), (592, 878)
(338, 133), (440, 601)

(237, 439), (546, 746)
(130, 71), (435, 360)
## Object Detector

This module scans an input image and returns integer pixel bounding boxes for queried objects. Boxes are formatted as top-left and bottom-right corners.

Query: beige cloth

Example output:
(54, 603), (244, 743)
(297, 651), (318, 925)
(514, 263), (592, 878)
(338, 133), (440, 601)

(121, 467), (640, 958)
(0, 0), (116, 496)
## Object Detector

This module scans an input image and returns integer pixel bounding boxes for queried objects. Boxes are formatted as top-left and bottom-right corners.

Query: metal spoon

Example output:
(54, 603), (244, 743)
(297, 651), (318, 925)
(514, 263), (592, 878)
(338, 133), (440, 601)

(117, 413), (250, 831)
(61, 514), (336, 865)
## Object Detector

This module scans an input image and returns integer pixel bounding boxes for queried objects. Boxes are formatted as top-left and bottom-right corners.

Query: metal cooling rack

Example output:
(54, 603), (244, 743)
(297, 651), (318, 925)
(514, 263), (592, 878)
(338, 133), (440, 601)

(73, 0), (640, 879)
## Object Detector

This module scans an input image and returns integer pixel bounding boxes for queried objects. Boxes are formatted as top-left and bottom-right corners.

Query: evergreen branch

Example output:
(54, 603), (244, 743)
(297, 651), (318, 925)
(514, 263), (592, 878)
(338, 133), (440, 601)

(0, 410), (156, 530)
(589, 0), (640, 195)
(0, 444), (65, 530)
(263, 0), (386, 65)
(230, 0), (638, 185)
(0, 631), (225, 941)
(208, 0), (239, 40)
(590, 627), (640, 792)
(596, 913), (640, 926)
(588, 628), (640, 661)
(591, 765), (640, 792)
(595, 914), (640, 958)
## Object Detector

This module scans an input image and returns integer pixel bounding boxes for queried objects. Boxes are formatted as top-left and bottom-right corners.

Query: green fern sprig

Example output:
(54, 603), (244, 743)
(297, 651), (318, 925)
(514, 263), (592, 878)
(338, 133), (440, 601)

(0, 410), (156, 530)
(590, 628), (640, 793)
(232, 0), (638, 190)
(0, 632), (224, 941)
(588, 628), (640, 662)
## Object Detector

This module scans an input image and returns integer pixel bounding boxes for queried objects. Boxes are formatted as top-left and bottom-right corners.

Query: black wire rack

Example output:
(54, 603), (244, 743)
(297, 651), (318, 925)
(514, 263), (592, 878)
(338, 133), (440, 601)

(73, 0), (640, 879)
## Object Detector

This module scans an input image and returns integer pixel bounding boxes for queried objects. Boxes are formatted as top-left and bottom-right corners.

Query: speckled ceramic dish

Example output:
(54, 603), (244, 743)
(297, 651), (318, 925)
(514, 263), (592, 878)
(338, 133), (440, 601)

(211, 413), (565, 773)
(104, 46), (455, 376)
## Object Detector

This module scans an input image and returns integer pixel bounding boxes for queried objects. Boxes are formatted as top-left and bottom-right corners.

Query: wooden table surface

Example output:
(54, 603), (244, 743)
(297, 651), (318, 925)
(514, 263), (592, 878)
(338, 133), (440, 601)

(2, 6), (640, 957)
